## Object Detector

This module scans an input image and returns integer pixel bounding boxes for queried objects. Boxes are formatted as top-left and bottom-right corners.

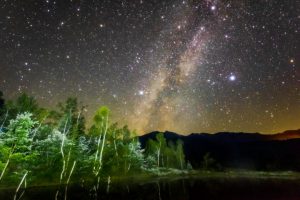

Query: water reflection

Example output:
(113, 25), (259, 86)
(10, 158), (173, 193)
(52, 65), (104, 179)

(1, 176), (300, 200)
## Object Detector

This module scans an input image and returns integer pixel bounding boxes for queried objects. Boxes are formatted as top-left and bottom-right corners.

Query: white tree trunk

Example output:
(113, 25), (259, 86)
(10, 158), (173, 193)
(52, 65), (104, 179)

(96, 115), (108, 176)
(14, 171), (28, 200)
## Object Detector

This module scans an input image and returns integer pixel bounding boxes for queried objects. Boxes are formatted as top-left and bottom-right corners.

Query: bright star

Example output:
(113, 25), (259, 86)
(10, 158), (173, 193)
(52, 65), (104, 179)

(138, 90), (144, 96)
(229, 74), (236, 81)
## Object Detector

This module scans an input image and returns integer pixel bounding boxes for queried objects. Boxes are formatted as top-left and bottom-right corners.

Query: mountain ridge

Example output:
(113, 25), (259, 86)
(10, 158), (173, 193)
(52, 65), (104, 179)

(139, 129), (300, 171)
(141, 129), (300, 141)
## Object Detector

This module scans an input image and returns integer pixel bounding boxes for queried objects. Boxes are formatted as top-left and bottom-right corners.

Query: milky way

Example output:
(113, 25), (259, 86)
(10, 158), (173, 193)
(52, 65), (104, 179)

(0, 0), (299, 134)
(130, 7), (212, 133)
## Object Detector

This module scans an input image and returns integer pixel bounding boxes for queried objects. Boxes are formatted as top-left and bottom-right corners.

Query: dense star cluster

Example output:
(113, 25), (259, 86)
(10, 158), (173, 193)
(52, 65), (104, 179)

(0, 0), (299, 134)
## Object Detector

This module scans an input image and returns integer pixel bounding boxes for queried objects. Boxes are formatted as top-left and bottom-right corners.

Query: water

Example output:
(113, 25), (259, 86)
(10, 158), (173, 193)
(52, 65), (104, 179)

(1, 176), (300, 200)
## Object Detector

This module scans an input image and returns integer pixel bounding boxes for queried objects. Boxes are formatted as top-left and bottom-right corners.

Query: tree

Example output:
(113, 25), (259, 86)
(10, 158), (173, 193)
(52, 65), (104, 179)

(0, 91), (6, 130)
(34, 129), (76, 181)
(0, 91), (4, 111)
(55, 97), (85, 139)
(201, 152), (216, 170)
(121, 139), (145, 174)
(0, 98), (189, 187)
(16, 93), (39, 113)
(103, 127), (145, 175)
(175, 140), (185, 170)
(4, 93), (48, 125)
(0, 112), (38, 182)
(91, 106), (110, 176)
(144, 133), (168, 168)
(144, 133), (187, 170)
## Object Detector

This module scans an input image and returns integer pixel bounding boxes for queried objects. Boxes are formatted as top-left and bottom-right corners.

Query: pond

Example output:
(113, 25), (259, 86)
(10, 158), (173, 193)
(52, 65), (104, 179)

(1, 175), (300, 200)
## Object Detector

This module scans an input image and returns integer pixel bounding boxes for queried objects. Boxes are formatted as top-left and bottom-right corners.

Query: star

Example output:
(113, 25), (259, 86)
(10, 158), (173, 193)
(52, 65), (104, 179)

(229, 74), (236, 81)
(0, 0), (298, 134)
(138, 90), (144, 96)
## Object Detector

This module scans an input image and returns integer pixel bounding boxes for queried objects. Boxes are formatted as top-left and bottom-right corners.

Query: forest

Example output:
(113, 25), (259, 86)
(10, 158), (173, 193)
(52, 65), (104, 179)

(0, 91), (189, 192)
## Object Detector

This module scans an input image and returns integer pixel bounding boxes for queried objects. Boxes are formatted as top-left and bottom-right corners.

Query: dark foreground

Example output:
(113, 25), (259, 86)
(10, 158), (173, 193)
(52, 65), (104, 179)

(1, 173), (300, 200)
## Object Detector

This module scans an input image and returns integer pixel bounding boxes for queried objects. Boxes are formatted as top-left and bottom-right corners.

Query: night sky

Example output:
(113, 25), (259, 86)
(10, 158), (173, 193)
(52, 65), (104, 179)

(0, 0), (299, 135)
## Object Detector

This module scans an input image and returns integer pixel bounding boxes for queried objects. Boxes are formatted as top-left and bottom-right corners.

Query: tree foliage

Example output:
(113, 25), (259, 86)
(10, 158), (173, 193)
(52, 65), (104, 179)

(0, 92), (190, 187)
(145, 133), (186, 169)
(201, 152), (216, 170)
(0, 113), (38, 182)
(54, 97), (85, 139)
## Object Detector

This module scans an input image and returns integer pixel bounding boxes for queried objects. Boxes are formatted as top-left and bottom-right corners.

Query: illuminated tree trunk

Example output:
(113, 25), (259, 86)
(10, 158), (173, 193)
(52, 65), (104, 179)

(0, 110), (8, 130)
(0, 145), (15, 181)
(56, 119), (69, 200)
(96, 114), (108, 176)
(64, 161), (76, 200)
(14, 171), (28, 200)
(157, 143), (161, 167)
(93, 124), (102, 172)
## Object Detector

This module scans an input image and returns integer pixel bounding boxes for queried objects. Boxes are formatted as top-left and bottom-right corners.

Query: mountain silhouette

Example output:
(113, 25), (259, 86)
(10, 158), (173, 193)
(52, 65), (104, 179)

(139, 129), (300, 171)
(268, 129), (300, 140)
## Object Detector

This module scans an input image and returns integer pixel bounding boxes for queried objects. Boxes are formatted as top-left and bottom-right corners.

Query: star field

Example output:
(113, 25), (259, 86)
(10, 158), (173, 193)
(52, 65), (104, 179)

(0, 0), (299, 134)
